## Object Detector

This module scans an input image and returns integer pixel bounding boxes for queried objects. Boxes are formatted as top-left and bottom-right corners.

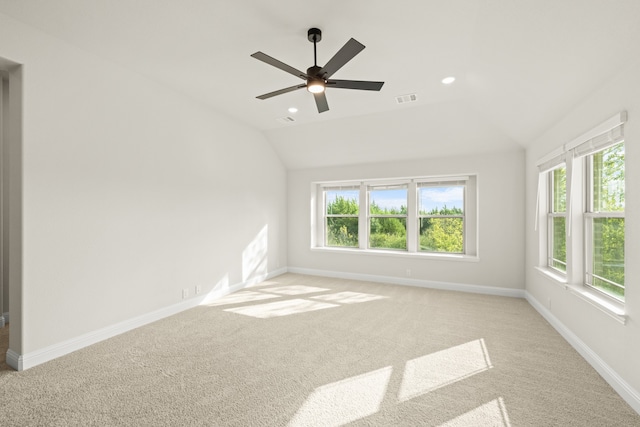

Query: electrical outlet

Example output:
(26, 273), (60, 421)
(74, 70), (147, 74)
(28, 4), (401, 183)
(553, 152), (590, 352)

(195, 285), (202, 295)
(182, 288), (189, 299)
(406, 269), (411, 277)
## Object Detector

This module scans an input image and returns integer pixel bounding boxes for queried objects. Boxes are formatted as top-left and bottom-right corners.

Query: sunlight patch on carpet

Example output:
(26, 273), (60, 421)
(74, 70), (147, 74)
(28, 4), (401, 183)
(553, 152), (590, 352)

(438, 397), (511, 427)
(204, 291), (280, 307)
(262, 285), (330, 295)
(311, 291), (387, 304)
(288, 366), (392, 427)
(224, 298), (339, 318)
(398, 338), (493, 402)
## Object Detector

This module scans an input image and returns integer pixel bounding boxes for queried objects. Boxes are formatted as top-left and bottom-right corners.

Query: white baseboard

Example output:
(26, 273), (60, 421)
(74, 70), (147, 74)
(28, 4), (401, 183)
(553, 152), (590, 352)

(6, 349), (20, 370)
(526, 292), (640, 415)
(287, 267), (526, 298)
(6, 268), (287, 371)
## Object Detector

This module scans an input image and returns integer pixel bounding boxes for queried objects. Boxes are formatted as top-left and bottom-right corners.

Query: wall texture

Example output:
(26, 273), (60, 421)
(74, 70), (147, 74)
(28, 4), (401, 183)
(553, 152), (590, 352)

(525, 58), (640, 400)
(288, 149), (525, 291)
(0, 13), (287, 359)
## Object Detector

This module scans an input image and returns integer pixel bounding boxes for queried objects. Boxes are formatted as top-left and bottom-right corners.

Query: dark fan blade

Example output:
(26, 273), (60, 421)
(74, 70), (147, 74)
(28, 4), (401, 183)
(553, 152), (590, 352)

(327, 79), (385, 91)
(251, 52), (308, 80)
(319, 38), (365, 79)
(313, 92), (329, 113)
(256, 84), (306, 100)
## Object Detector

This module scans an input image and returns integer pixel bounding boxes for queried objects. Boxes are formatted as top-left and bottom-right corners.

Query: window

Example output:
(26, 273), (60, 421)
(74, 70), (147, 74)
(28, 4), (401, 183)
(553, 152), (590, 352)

(585, 142), (625, 300)
(548, 166), (567, 273)
(368, 185), (407, 250)
(314, 175), (477, 258)
(536, 111), (626, 307)
(325, 186), (359, 248)
(418, 183), (465, 253)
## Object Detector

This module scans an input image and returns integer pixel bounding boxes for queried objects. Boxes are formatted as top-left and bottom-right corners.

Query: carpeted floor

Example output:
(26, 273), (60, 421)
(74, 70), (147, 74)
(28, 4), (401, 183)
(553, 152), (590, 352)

(0, 273), (638, 426)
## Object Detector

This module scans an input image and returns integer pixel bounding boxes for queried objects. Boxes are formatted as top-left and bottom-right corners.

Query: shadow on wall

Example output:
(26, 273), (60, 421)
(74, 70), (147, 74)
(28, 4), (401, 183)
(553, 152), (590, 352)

(242, 225), (268, 283)
(200, 225), (271, 304)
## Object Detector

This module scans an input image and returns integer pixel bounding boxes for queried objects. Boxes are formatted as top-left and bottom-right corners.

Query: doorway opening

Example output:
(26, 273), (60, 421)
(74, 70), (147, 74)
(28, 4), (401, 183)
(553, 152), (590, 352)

(0, 55), (23, 371)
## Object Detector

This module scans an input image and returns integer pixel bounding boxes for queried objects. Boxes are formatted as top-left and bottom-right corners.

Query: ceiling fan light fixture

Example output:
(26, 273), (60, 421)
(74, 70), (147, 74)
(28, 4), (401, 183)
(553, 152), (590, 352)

(251, 28), (384, 113)
(307, 80), (325, 93)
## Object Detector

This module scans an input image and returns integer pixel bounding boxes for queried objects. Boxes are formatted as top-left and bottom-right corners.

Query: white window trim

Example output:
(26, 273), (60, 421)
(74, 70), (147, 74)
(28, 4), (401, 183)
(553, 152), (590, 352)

(534, 267), (625, 324)
(312, 174), (478, 261)
(367, 182), (409, 251)
(583, 146), (625, 303)
(535, 111), (627, 321)
(546, 165), (568, 277)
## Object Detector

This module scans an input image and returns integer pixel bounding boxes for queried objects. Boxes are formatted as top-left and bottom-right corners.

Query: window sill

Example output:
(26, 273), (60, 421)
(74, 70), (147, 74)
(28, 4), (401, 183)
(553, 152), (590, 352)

(565, 284), (626, 324)
(535, 267), (626, 324)
(535, 266), (568, 285)
(311, 246), (479, 262)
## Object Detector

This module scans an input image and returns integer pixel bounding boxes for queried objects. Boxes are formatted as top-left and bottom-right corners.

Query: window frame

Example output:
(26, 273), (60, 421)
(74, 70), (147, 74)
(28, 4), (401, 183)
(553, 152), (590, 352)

(547, 166), (567, 275)
(535, 111), (627, 317)
(417, 182), (466, 254)
(323, 185), (360, 248)
(313, 175), (478, 260)
(583, 144), (625, 302)
(367, 184), (408, 251)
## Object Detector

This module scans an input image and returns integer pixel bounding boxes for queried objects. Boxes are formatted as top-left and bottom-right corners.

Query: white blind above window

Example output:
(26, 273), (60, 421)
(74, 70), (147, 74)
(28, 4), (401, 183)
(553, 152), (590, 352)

(572, 124), (624, 158)
(537, 111), (627, 168)
(322, 185), (360, 191)
(367, 184), (407, 191)
(417, 179), (467, 188)
(537, 152), (567, 173)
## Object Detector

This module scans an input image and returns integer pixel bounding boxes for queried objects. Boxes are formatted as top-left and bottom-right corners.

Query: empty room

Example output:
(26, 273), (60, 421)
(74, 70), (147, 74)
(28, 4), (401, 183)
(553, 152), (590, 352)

(1, 1), (639, 425)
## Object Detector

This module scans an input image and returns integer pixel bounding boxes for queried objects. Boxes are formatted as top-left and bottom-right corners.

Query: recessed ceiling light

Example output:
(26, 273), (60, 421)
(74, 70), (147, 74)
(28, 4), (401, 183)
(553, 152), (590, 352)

(288, 107), (298, 113)
(442, 76), (456, 85)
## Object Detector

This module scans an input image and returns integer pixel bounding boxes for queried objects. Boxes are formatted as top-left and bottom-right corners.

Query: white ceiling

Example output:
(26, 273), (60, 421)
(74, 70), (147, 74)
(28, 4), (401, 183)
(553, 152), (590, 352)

(1, 0), (639, 169)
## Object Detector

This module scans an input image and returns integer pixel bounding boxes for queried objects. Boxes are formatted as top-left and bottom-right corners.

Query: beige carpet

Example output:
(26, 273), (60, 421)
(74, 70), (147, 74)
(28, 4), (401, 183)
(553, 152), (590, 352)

(0, 273), (638, 426)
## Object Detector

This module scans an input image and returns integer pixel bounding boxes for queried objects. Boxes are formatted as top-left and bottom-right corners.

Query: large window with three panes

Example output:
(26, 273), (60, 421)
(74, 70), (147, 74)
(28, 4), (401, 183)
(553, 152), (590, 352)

(318, 176), (476, 256)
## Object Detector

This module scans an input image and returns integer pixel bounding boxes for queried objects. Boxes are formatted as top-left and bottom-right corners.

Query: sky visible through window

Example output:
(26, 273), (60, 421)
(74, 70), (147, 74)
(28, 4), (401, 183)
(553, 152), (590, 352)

(420, 186), (464, 212)
(326, 190), (359, 205)
(370, 188), (406, 212)
(326, 186), (464, 212)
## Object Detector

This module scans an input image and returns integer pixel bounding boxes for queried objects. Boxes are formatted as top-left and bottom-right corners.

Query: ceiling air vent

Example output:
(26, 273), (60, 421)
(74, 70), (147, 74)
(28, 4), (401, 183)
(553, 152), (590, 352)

(395, 93), (418, 104)
(276, 116), (296, 124)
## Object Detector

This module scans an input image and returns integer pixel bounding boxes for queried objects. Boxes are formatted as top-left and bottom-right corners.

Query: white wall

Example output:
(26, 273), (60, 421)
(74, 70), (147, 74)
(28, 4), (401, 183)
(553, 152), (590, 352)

(288, 149), (525, 291)
(525, 59), (640, 398)
(0, 13), (287, 360)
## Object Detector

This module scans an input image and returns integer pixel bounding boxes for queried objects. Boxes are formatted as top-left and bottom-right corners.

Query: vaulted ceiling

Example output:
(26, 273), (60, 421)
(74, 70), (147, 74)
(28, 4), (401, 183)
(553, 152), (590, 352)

(1, 0), (639, 169)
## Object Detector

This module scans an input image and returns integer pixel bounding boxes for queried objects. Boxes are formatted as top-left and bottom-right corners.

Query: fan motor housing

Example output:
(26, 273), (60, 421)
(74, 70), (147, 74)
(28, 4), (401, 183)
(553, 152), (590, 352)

(307, 28), (322, 43)
(307, 65), (324, 79)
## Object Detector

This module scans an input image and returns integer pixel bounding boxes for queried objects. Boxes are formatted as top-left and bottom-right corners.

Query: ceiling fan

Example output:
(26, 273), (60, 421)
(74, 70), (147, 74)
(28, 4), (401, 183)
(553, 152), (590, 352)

(251, 28), (384, 113)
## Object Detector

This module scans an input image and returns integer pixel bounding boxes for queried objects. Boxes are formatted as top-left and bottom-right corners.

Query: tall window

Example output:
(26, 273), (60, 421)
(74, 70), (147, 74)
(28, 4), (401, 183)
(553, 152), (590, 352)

(325, 186), (359, 248)
(548, 167), (567, 272)
(315, 175), (477, 257)
(585, 142), (625, 300)
(418, 183), (464, 253)
(536, 111), (626, 306)
(368, 185), (407, 250)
